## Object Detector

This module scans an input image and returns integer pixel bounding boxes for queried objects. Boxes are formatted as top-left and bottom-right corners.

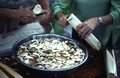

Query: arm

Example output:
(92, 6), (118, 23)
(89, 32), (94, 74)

(76, 0), (120, 39)
(55, 12), (70, 27)
(76, 14), (113, 39)
(36, 0), (52, 26)
(37, 0), (49, 10)
(0, 8), (16, 20)
(55, 12), (65, 20)
(52, 0), (73, 27)
(100, 14), (113, 26)
(0, 5), (37, 24)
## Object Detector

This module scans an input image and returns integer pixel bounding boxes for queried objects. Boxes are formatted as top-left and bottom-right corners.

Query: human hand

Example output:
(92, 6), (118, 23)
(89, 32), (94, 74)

(57, 12), (76, 28)
(76, 17), (99, 39)
(16, 4), (37, 24)
(39, 9), (52, 26)
(58, 16), (69, 28)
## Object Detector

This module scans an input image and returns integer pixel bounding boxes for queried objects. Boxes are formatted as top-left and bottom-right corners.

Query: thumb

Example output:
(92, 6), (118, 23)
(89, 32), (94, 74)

(28, 4), (35, 10)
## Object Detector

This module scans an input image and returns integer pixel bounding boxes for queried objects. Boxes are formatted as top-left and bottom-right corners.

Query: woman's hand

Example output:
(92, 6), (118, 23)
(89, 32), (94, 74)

(15, 4), (37, 24)
(58, 16), (69, 28)
(57, 12), (76, 28)
(76, 17), (99, 39)
(39, 9), (52, 26)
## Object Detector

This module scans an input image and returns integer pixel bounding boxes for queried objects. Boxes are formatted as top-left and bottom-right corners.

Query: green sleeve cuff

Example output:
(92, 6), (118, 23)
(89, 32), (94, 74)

(52, 5), (63, 16)
(110, 0), (120, 45)
(110, 11), (120, 29)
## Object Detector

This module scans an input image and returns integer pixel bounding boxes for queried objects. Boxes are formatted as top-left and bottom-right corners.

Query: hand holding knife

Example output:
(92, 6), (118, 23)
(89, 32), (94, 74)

(35, 12), (47, 16)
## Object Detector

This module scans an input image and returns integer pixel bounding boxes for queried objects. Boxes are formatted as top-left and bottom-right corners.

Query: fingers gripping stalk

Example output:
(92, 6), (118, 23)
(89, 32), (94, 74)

(67, 13), (101, 51)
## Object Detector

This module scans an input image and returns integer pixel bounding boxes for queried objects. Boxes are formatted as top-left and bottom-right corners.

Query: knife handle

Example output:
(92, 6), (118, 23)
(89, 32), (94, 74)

(0, 63), (23, 78)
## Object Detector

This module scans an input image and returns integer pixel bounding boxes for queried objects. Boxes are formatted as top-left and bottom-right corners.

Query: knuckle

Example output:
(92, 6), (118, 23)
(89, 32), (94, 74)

(77, 24), (81, 27)
(79, 31), (82, 33)
(58, 21), (60, 24)
(79, 33), (81, 36)
(28, 14), (31, 17)
(91, 29), (94, 31)
(83, 31), (86, 34)
(60, 18), (63, 21)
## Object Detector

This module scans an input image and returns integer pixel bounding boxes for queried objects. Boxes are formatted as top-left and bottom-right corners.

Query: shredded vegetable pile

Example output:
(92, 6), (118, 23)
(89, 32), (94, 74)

(17, 38), (85, 69)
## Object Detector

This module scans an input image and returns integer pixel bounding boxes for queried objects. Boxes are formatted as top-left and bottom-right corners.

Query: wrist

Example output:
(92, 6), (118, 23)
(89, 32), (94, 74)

(98, 16), (103, 26)
(55, 12), (65, 20)
(13, 10), (20, 20)
(0, 8), (17, 20)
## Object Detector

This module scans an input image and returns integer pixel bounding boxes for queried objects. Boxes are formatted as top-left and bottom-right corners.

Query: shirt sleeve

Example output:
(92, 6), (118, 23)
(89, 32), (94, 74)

(110, 0), (120, 29)
(110, 0), (120, 44)
(52, 0), (73, 36)
(52, 0), (73, 17)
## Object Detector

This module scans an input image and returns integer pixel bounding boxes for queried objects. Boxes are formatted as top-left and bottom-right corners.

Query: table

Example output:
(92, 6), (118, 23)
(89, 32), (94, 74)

(0, 22), (53, 57)
(1, 39), (116, 78)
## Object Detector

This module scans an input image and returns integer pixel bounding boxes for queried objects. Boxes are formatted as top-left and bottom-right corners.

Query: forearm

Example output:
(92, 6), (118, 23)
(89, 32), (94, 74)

(55, 13), (113, 27)
(0, 8), (17, 20)
(37, 0), (50, 10)
(97, 14), (113, 26)
(55, 12), (65, 20)
(55, 12), (70, 20)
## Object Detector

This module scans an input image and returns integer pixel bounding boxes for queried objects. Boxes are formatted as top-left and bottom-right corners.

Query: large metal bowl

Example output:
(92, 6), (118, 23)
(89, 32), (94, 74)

(12, 34), (88, 77)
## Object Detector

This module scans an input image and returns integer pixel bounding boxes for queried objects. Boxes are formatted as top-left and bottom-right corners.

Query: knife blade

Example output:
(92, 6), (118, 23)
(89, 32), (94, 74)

(36, 12), (47, 16)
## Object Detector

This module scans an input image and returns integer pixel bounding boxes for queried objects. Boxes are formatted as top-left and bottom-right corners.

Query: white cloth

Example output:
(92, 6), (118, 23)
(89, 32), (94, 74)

(63, 25), (72, 38)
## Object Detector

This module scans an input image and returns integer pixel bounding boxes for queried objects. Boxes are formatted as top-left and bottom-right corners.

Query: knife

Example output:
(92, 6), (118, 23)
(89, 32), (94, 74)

(36, 12), (47, 16)
(32, 4), (52, 34)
